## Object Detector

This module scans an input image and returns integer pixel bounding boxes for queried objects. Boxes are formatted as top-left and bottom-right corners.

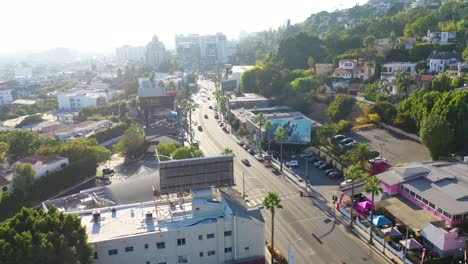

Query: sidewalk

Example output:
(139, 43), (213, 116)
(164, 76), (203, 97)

(272, 161), (403, 264)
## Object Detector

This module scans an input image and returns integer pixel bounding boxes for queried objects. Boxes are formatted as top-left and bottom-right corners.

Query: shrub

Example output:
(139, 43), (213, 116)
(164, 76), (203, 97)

(326, 95), (355, 122)
(335, 120), (353, 134)
(368, 113), (381, 124)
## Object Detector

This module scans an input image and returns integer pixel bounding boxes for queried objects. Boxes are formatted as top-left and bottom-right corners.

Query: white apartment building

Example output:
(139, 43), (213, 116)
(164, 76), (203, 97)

(13, 155), (69, 177)
(427, 51), (463, 74)
(116, 45), (146, 64)
(145, 36), (167, 70)
(0, 89), (14, 105)
(422, 30), (457, 45)
(381, 62), (417, 76)
(221, 65), (254, 93)
(57, 90), (109, 111)
(69, 189), (264, 264)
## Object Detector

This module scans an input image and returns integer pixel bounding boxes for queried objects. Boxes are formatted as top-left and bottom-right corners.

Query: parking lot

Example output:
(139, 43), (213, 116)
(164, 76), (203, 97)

(348, 128), (431, 165)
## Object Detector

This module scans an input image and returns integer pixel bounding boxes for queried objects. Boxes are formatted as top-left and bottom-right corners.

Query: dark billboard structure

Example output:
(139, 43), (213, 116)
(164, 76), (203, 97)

(158, 155), (234, 195)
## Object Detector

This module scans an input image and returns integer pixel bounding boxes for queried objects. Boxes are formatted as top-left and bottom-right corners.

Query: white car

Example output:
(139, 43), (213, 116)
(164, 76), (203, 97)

(254, 154), (264, 162)
(340, 179), (352, 187)
(285, 160), (299, 167)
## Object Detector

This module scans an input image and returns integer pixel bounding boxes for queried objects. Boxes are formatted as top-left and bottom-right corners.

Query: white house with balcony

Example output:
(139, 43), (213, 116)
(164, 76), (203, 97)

(13, 155), (69, 177)
(427, 51), (463, 74)
(422, 30), (457, 45)
(380, 62), (417, 95)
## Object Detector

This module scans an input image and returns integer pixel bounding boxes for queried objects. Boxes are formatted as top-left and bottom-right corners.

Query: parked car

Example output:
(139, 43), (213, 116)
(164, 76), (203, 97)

(344, 141), (358, 148)
(219, 122), (224, 127)
(209, 105), (213, 109)
(254, 154), (264, 162)
(248, 149), (255, 155)
(339, 138), (354, 144)
(319, 163), (332, 170)
(214, 114), (219, 119)
(300, 152), (315, 158)
(324, 169), (338, 175)
(241, 159), (250, 166)
(197, 125), (203, 131)
(340, 179), (352, 187)
(285, 160), (299, 167)
(314, 160), (326, 167)
(243, 144), (250, 150)
(238, 141), (245, 146)
(308, 157), (321, 162)
(204, 114), (208, 119)
(328, 172), (342, 178)
(333, 134), (347, 141)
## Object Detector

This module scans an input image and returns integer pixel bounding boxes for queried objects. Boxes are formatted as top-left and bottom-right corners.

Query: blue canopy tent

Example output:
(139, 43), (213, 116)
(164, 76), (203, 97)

(368, 215), (392, 227)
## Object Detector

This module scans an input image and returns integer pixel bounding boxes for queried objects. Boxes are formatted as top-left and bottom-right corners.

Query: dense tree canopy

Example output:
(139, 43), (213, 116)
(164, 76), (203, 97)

(0, 207), (93, 264)
(114, 124), (145, 160)
(326, 95), (355, 122)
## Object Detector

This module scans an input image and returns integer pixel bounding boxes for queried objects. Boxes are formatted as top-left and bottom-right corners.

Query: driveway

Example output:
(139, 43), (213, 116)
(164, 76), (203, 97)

(349, 128), (431, 165)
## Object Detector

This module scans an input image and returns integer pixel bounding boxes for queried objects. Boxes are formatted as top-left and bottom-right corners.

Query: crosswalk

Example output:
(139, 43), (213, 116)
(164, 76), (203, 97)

(245, 191), (299, 208)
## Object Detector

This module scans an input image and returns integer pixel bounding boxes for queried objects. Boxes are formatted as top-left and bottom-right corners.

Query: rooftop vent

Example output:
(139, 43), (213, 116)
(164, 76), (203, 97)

(92, 210), (100, 224)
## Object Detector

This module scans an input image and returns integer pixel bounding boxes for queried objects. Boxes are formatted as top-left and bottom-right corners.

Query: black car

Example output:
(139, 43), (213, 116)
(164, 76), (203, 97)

(204, 114), (208, 119)
(241, 159), (250, 166)
(333, 134), (347, 141)
(339, 138), (354, 144)
(328, 172), (342, 178)
(238, 141), (245, 146)
(209, 105), (213, 109)
(319, 163), (332, 170)
(324, 169), (338, 175)
(248, 149), (255, 155)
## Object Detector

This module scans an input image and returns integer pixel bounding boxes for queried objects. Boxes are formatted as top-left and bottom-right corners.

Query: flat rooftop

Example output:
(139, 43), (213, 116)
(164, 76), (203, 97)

(229, 93), (268, 102)
(264, 111), (312, 121)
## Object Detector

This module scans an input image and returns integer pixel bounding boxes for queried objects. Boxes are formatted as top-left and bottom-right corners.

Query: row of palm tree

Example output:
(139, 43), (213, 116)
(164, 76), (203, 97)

(177, 99), (196, 144)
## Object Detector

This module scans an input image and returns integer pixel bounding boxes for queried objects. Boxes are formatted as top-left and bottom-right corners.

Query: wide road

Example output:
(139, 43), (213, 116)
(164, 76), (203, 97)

(192, 80), (386, 264)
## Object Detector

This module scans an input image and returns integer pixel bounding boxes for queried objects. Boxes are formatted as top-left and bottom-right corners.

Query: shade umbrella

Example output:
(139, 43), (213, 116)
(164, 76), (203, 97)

(399, 238), (423, 250)
(381, 227), (402, 237)
(368, 215), (392, 227)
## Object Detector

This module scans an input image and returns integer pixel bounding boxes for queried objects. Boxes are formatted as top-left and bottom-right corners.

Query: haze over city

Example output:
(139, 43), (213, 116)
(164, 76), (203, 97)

(0, 0), (365, 53)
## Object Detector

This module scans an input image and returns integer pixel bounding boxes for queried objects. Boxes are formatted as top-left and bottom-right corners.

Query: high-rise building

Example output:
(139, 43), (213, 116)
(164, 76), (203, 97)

(175, 33), (228, 66)
(115, 45), (146, 64)
(145, 36), (167, 70)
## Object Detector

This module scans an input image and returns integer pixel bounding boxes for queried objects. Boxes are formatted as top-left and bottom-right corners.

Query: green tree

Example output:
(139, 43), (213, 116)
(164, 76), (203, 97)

(316, 124), (336, 146)
(156, 143), (180, 160)
(335, 120), (353, 134)
(237, 126), (249, 137)
(3, 130), (43, 161)
(264, 121), (273, 154)
(0, 207), (93, 264)
(179, 100), (196, 143)
(364, 176), (383, 245)
(172, 146), (204, 160)
(13, 163), (36, 199)
(37, 138), (110, 163)
(431, 72), (452, 92)
(345, 165), (367, 228)
(326, 95), (355, 122)
(463, 47), (468, 62)
(253, 113), (267, 153)
(420, 114), (455, 160)
(395, 71), (412, 99)
(15, 114), (44, 128)
(369, 101), (397, 124)
(262, 192), (283, 264)
(290, 76), (320, 93)
(307, 57), (316, 69)
(275, 127), (288, 172)
(114, 125), (145, 160)
(119, 101), (128, 120)
(347, 142), (374, 168)
(0, 142), (8, 166)
(221, 148), (235, 157)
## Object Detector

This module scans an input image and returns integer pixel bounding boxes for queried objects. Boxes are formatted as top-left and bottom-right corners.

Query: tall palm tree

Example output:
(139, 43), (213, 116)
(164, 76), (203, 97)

(275, 127), (288, 172)
(221, 148), (235, 157)
(264, 121), (273, 154)
(364, 176), (384, 244)
(395, 71), (412, 99)
(344, 165), (367, 228)
(263, 192), (283, 264)
(362, 35), (377, 81)
(348, 143), (373, 168)
(253, 113), (267, 153)
(219, 94), (231, 122)
(179, 100), (196, 144)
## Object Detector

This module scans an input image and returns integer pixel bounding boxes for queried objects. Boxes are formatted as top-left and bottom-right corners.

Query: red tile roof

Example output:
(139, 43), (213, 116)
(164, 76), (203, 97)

(16, 155), (63, 165)
(411, 74), (436, 83)
(334, 68), (353, 74)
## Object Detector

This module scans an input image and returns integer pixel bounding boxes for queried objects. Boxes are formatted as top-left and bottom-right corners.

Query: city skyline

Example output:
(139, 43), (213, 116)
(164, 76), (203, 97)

(0, 0), (365, 54)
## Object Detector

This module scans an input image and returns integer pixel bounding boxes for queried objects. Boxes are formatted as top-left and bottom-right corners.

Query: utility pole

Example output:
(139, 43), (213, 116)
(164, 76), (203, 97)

(305, 159), (309, 191)
(242, 171), (245, 200)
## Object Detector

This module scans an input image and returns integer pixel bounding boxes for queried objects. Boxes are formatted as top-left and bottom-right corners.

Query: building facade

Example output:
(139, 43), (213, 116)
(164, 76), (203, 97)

(427, 51), (462, 74)
(57, 90), (108, 111)
(69, 189), (264, 264)
(13, 155), (69, 177)
(221, 65), (254, 93)
(116, 45), (146, 64)
(175, 33), (228, 65)
(0, 89), (14, 105)
(146, 36), (167, 70)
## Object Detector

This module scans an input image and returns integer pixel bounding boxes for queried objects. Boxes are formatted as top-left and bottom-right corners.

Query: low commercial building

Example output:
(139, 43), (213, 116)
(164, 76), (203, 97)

(228, 93), (269, 110)
(57, 90), (108, 111)
(13, 155), (69, 177)
(44, 120), (112, 141)
(138, 78), (175, 120)
(221, 65), (254, 93)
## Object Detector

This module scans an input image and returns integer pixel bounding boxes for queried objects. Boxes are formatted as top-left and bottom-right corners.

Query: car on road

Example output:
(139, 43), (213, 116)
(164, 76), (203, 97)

(222, 127), (230, 133)
(300, 152), (314, 158)
(207, 97), (211, 100)
(248, 148), (255, 155)
(204, 114), (208, 119)
(339, 138), (354, 144)
(254, 154), (264, 162)
(238, 141), (245, 146)
(324, 169), (338, 175)
(197, 125), (203, 131)
(314, 160), (326, 167)
(214, 114), (219, 119)
(219, 122), (224, 127)
(340, 179), (352, 187)
(285, 160), (299, 167)
(328, 172), (342, 178)
(241, 159), (250, 166)
(308, 156), (321, 162)
(243, 144), (250, 150)
(209, 105), (213, 109)
(333, 134), (347, 141)
(319, 163), (332, 170)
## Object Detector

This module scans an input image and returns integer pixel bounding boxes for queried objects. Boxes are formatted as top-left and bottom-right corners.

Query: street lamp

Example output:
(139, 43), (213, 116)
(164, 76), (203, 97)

(288, 237), (303, 264)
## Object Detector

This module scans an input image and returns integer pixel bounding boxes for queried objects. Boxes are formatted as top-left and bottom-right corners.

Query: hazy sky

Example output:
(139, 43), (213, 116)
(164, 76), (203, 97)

(0, 0), (365, 53)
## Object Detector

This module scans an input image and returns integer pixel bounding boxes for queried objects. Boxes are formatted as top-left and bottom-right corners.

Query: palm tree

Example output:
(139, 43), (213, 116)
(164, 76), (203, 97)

(179, 100), (196, 144)
(348, 143), (373, 168)
(395, 71), (412, 99)
(264, 121), (273, 154)
(364, 176), (384, 244)
(362, 35), (377, 81)
(344, 165), (367, 228)
(219, 94), (231, 122)
(253, 113), (267, 153)
(263, 192), (283, 264)
(221, 148), (235, 157)
(275, 127), (288, 172)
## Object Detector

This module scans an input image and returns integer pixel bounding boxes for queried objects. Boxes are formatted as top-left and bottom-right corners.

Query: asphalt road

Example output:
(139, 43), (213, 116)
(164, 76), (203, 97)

(192, 80), (386, 264)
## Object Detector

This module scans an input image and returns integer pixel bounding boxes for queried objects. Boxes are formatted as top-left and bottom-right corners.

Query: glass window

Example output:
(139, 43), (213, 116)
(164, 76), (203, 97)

(177, 238), (186, 246)
(225, 247), (232, 253)
(108, 249), (118, 256)
(208, 250), (215, 256)
(415, 194), (421, 200)
(244, 247), (250, 251)
(144, 244), (148, 249)
(224, 231), (232, 237)
(156, 242), (165, 249)
(198, 235), (203, 240)
(429, 202), (435, 209)
(93, 252), (98, 259)
(207, 233), (215, 239)
(199, 252), (203, 257)
(443, 211), (452, 218)
(409, 191), (415, 197)
(437, 208), (443, 214)
(178, 256), (188, 263)
(422, 198), (428, 205)
(125, 246), (134, 252)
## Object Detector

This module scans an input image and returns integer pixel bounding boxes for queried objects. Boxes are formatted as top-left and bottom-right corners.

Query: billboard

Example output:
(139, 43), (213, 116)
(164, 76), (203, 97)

(268, 119), (312, 144)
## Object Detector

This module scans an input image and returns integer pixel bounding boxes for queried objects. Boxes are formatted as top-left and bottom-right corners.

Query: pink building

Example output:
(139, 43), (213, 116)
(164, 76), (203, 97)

(377, 162), (468, 228)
